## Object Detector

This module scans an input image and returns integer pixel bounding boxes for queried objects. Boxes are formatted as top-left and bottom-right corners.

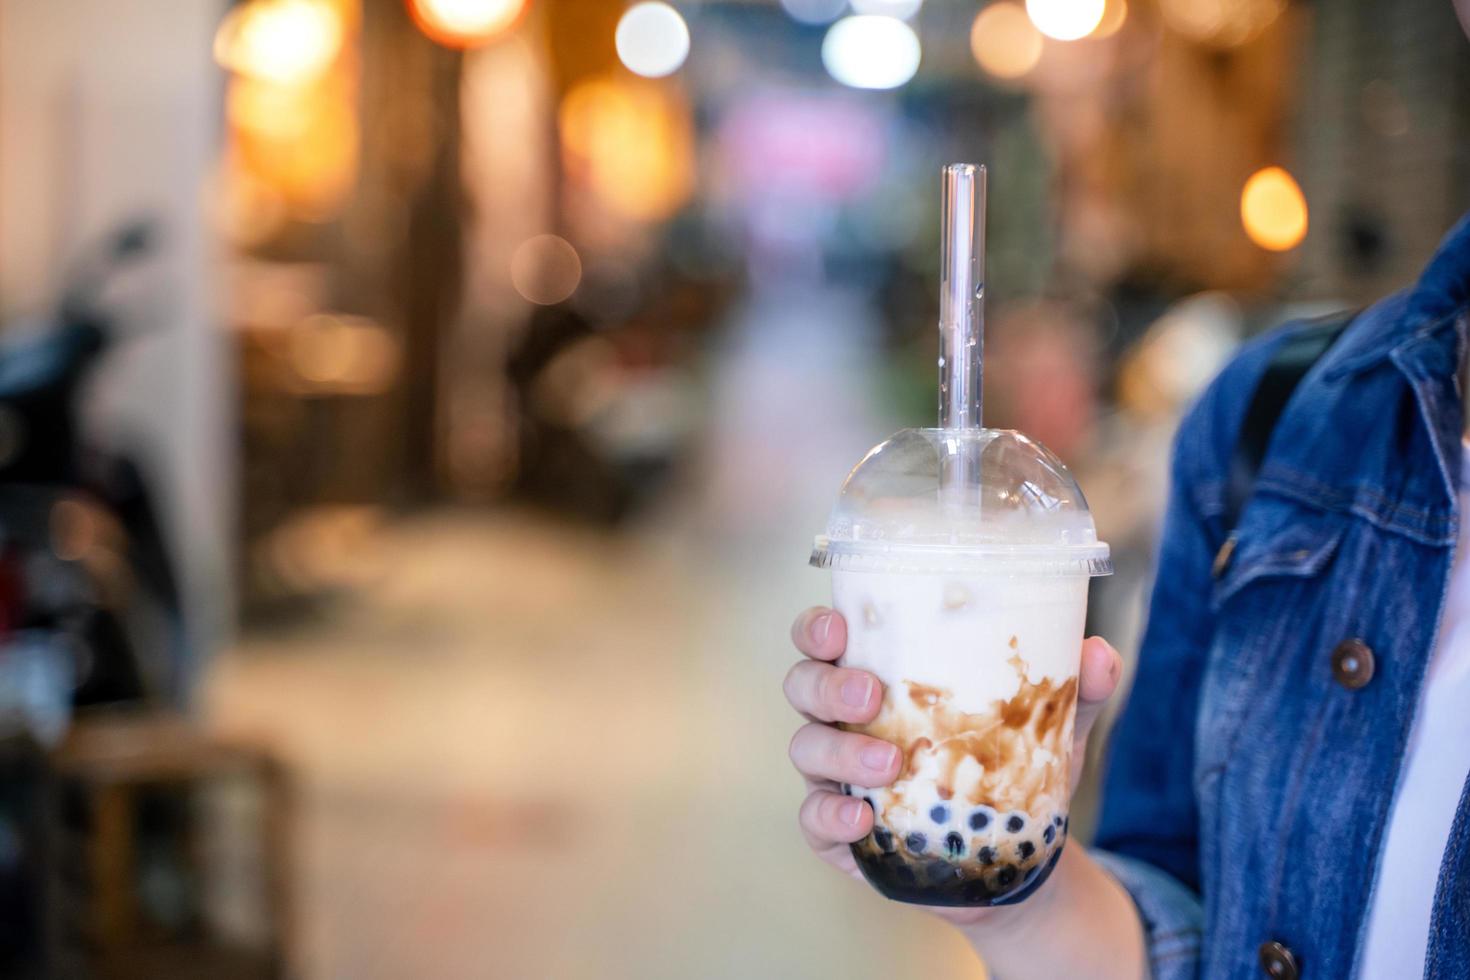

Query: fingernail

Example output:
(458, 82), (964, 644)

(812, 613), (832, 646)
(840, 674), (873, 708)
(840, 799), (864, 826)
(860, 743), (897, 771)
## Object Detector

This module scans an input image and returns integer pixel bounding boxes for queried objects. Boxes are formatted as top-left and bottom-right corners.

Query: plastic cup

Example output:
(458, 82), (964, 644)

(810, 427), (1112, 906)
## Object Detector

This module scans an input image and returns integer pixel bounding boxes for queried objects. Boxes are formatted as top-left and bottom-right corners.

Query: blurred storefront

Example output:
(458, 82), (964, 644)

(0, 0), (1467, 976)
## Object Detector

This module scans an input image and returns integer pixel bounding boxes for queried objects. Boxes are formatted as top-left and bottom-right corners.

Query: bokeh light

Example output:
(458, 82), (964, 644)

(821, 15), (922, 90)
(1090, 0), (1127, 38)
(1240, 166), (1308, 251)
(510, 235), (583, 305)
(850, 0), (924, 20)
(227, 75), (358, 218)
(559, 75), (695, 221)
(407, 0), (528, 49)
(615, 2), (691, 79)
(971, 3), (1044, 81)
(289, 314), (401, 392)
(1025, 0), (1105, 41)
(214, 0), (344, 86)
(778, 0), (847, 25)
(1157, 0), (1282, 48)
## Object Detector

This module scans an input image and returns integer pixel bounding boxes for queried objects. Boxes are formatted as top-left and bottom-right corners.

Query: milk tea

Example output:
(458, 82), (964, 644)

(834, 568), (1088, 906)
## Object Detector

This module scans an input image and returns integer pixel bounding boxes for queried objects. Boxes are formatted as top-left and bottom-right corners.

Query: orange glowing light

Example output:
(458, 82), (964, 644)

(214, 0), (344, 85)
(1090, 0), (1126, 37)
(971, 3), (1043, 80)
(1025, 0), (1104, 41)
(228, 75), (358, 219)
(558, 76), (694, 223)
(1241, 167), (1308, 251)
(289, 315), (401, 392)
(1158, 0), (1282, 48)
(407, 0), (528, 49)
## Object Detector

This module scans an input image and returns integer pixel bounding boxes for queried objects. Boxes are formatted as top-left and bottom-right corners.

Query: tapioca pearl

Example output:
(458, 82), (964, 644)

(976, 845), (997, 865)
(1053, 814), (1064, 828)
(944, 832), (965, 858)
(930, 804), (949, 825)
(962, 879), (989, 903)
(1005, 813), (1026, 834)
(840, 784), (851, 796)
(905, 832), (927, 854)
(968, 805), (995, 832)
(924, 858), (956, 883)
(1043, 824), (1056, 845)
(1063, 816), (1069, 835)
(873, 826), (895, 853)
(995, 865), (1019, 887)
(1017, 840), (1036, 860)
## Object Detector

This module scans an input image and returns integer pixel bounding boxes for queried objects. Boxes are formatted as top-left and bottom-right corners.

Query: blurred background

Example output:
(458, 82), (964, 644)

(0, 0), (1466, 976)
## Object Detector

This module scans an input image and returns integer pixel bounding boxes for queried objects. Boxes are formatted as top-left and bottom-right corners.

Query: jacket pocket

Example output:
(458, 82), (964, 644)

(1210, 513), (1344, 610)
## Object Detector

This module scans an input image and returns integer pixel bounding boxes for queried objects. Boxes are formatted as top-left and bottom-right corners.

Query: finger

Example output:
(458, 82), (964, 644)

(799, 789), (873, 847)
(1075, 636), (1123, 744)
(790, 607), (847, 662)
(783, 661), (882, 724)
(789, 722), (901, 786)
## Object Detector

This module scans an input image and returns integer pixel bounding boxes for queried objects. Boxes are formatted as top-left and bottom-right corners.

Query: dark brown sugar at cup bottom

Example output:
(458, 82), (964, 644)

(850, 816), (1068, 907)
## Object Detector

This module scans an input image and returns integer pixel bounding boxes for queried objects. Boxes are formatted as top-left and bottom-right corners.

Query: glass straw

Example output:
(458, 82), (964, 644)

(938, 163), (986, 497)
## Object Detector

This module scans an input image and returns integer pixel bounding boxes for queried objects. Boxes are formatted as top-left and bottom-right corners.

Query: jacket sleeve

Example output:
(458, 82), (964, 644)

(1090, 327), (1282, 978)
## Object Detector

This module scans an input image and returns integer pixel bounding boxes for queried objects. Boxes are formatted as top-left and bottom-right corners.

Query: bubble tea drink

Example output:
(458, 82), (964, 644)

(810, 165), (1111, 907)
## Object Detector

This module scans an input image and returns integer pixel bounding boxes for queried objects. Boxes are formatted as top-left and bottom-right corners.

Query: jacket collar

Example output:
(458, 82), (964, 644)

(1326, 211), (1470, 379)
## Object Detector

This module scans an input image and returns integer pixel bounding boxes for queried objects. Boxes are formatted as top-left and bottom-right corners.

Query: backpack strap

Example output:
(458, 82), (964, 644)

(1213, 311), (1355, 575)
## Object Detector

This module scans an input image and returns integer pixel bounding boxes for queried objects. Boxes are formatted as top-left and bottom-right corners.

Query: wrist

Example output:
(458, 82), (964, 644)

(954, 843), (1073, 947)
(954, 845), (1146, 980)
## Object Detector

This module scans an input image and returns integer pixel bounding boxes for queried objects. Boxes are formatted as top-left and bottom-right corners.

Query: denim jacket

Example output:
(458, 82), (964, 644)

(1093, 211), (1470, 980)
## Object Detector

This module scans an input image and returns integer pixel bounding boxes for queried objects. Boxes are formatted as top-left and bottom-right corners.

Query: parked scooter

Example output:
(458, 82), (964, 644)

(0, 220), (185, 732)
(0, 220), (193, 977)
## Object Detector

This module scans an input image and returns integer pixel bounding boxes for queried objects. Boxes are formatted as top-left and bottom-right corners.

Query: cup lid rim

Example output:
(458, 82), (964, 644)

(810, 535), (1114, 575)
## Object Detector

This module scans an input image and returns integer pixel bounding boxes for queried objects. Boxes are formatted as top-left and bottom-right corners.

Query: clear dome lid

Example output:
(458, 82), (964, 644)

(811, 428), (1112, 576)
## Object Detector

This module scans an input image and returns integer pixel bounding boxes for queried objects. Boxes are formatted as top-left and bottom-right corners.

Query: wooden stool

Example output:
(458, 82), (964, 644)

(52, 712), (294, 979)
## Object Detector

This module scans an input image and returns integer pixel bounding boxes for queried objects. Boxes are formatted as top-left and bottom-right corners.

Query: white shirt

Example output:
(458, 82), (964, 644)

(1358, 442), (1470, 978)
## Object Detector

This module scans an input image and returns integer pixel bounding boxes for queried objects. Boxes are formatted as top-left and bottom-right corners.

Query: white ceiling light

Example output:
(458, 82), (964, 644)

(821, 15), (922, 90)
(778, 0), (848, 25)
(851, 0), (923, 20)
(615, 2), (691, 78)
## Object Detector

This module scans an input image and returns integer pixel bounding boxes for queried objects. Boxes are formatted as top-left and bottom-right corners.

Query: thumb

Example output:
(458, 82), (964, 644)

(1074, 635), (1123, 747)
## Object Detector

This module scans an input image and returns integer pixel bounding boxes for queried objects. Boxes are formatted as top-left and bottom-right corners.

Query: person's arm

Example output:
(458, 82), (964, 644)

(958, 837), (1147, 979)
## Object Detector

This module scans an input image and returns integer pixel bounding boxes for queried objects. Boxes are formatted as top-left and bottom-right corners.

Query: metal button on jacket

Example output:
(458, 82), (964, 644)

(1211, 535), (1237, 579)
(1258, 940), (1299, 980)
(1331, 638), (1375, 690)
